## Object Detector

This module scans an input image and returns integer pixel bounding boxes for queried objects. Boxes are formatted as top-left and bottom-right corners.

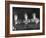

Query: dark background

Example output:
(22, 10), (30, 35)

(13, 7), (40, 19)
(13, 7), (40, 31)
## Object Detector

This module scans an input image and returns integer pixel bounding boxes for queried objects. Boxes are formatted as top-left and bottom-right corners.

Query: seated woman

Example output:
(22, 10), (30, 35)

(14, 14), (21, 24)
(23, 13), (30, 24)
(31, 13), (40, 24)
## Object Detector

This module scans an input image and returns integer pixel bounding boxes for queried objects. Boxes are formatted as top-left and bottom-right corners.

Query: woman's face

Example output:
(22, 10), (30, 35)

(14, 15), (18, 20)
(33, 13), (36, 19)
(25, 13), (28, 19)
